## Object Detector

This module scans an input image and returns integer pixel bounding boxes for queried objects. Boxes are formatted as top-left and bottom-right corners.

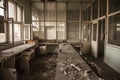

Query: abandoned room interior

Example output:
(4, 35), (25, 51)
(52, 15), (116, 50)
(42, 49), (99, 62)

(0, 0), (120, 80)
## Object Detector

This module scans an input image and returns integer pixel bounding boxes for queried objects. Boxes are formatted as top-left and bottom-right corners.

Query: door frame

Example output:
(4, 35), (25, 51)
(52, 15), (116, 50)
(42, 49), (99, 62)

(91, 21), (98, 57)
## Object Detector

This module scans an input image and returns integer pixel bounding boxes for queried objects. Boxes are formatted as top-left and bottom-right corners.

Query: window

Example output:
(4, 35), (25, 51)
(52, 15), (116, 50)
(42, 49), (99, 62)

(17, 6), (22, 22)
(24, 24), (31, 40)
(83, 24), (91, 40)
(93, 23), (97, 41)
(98, 19), (105, 40)
(0, 0), (6, 43)
(108, 13), (120, 46)
(92, 0), (98, 20)
(83, 6), (91, 21)
(32, 14), (39, 31)
(57, 3), (66, 21)
(0, 16), (6, 43)
(0, 0), (4, 16)
(57, 22), (66, 40)
(32, 21), (39, 31)
(32, 2), (67, 40)
(8, 1), (16, 20)
(109, 0), (120, 14)
(45, 3), (56, 20)
(14, 24), (21, 41)
(8, 1), (23, 42)
(99, 0), (106, 17)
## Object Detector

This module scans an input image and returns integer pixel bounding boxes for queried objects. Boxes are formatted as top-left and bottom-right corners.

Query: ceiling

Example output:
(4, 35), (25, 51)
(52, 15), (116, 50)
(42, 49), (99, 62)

(31, 0), (92, 11)
(31, 0), (92, 2)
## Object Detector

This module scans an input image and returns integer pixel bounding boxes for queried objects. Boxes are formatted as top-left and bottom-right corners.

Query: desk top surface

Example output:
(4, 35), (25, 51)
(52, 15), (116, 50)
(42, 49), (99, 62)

(0, 44), (35, 57)
(55, 44), (99, 80)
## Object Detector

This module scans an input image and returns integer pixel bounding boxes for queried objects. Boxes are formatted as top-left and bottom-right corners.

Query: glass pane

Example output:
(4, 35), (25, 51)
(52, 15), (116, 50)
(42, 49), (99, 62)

(67, 3), (80, 21)
(45, 3), (56, 20)
(57, 3), (66, 21)
(109, 0), (120, 13)
(92, 0), (98, 20)
(9, 23), (13, 42)
(45, 22), (56, 39)
(108, 13), (120, 46)
(17, 6), (22, 22)
(0, 0), (4, 7)
(67, 22), (79, 39)
(0, 8), (4, 16)
(93, 23), (97, 41)
(14, 24), (21, 41)
(57, 22), (66, 40)
(24, 25), (30, 40)
(8, 1), (16, 21)
(39, 3), (44, 20)
(83, 25), (89, 40)
(83, 6), (91, 21)
(0, 33), (6, 43)
(32, 21), (39, 31)
(39, 21), (45, 39)
(99, 0), (106, 17)
(0, 16), (4, 33)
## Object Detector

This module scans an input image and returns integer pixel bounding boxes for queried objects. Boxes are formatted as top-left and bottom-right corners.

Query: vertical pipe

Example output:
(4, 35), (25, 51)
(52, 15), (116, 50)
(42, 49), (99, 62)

(44, 1), (46, 39)
(65, 2), (68, 40)
(12, 18), (14, 45)
(56, 1), (57, 40)
(79, 2), (82, 41)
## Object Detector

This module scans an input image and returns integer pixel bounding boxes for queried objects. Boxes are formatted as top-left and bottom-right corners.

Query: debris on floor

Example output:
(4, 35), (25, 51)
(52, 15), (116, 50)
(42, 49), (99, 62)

(22, 53), (58, 80)
(59, 57), (94, 80)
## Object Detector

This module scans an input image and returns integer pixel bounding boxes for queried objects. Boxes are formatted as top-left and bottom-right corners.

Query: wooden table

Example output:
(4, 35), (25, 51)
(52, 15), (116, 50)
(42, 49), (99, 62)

(55, 44), (99, 80)
(0, 44), (36, 68)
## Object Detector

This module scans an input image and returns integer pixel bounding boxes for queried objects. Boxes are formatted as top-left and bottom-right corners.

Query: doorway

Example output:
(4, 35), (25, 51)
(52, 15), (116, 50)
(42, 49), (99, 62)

(91, 22), (98, 57)
(98, 19), (105, 59)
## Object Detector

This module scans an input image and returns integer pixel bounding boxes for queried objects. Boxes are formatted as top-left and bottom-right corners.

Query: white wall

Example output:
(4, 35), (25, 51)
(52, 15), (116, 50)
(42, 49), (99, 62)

(105, 45), (120, 73)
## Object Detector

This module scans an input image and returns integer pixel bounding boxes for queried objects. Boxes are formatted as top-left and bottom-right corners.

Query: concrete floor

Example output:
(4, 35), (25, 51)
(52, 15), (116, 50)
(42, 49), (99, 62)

(22, 53), (57, 80)
(81, 53), (120, 80)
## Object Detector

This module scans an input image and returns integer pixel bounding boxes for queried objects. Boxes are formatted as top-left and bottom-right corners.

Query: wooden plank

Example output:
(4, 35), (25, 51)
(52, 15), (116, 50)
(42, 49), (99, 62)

(55, 44), (99, 80)
(0, 44), (35, 57)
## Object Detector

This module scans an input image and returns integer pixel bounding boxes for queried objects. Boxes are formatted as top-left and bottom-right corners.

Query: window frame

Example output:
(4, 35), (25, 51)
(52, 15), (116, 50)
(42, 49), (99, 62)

(7, 0), (23, 43)
(108, 13), (120, 46)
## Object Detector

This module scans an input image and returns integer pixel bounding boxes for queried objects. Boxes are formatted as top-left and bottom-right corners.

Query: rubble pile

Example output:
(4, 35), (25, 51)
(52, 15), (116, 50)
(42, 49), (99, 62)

(59, 58), (94, 80)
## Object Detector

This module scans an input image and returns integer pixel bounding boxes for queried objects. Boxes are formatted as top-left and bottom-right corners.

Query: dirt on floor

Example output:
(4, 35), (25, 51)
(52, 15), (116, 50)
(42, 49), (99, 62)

(22, 53), (58, 80)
